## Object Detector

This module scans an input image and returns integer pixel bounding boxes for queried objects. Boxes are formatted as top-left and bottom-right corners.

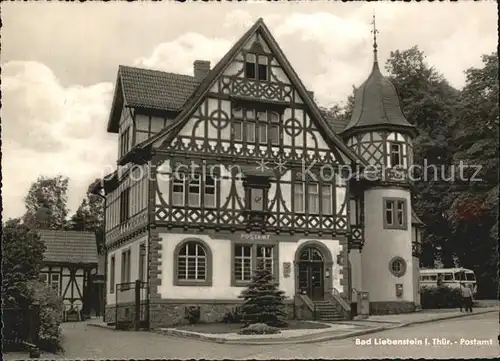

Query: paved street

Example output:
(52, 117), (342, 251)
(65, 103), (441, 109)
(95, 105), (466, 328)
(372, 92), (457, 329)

(237, 312), (499, 359)
(6, 312), (498, 360)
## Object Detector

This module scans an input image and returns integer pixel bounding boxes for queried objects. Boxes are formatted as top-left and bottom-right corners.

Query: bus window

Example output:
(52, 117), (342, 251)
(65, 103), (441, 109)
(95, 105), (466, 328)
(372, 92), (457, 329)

(454, 272), (465, 281)
(444, 273), (453, 281)
(465, 273), (475, 281)
(430, 275), (437, 281)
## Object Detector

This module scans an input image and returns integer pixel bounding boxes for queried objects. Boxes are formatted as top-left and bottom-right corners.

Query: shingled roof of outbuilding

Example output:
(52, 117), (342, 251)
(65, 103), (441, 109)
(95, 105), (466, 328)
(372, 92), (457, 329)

(119, 65), (200, 111)
(321, 110), (348, 134)
(38, 230), (98, 265)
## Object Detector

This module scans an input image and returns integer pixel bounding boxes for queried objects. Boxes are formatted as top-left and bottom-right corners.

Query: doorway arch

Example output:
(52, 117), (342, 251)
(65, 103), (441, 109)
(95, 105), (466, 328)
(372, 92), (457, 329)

(294, 241), (334, 301)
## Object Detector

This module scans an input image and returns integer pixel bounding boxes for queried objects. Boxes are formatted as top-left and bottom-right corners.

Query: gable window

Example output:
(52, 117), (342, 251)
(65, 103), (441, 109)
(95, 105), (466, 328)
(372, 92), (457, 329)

(172, 175), (185, 206)
(138, 244), (146, 282)
(269, 112), (279, 145)
(204, 175), (216, 208)
(232, 108), (279, 144)
(384, 198), (407, 230)
(188, 176), (201, 207)
(307, 184), (320, 214)
(294, 183), (305, 213)
(233, 121), (243, 141)
(234, 245), (252, 282)
(110, 256), (115, 293)
(321, 185), (333, 215)
(390, 142), (402, 167)
(245, 54), (256, 79)
(257, 56), (268, 81)
(245, 53), (268, 81)
(246, 123), (256, 142)
(119, 188), (130, 223)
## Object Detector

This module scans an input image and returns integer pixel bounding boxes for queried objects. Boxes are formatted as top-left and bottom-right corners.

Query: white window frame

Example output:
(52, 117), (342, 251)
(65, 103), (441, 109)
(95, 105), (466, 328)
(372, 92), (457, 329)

(321, 185), (333, 215)
(188, 176), (201, 207)
(294, 183), (305, 213)
(172, 174), (185, 206)
(390, 142), (402, 167)
(257, 245), (273, 272)
(307, 183), (320, 214)
(204, 175), (217, 208)
(234, 245), (252, 282)
(177, 242), (207, 281)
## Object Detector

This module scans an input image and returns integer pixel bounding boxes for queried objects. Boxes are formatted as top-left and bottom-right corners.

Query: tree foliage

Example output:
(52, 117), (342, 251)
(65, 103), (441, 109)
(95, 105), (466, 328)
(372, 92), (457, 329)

(23, 175), (70, 230)
(384, 46), (460, 268)
(444, 52), (499, 298)
(238, 264), (287, 327)
(1, 218), (46, 308)
(69, 179), (105, 253)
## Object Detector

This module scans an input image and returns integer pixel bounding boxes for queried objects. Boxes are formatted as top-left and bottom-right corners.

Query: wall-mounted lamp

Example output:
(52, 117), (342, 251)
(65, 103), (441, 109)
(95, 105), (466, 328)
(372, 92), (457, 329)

(337, 254), (344, 265)
(325, 268), (330, 278)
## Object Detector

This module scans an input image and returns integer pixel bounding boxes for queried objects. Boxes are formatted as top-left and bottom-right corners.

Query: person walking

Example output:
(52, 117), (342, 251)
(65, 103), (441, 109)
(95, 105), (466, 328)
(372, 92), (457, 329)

(460, 283), (474, 313)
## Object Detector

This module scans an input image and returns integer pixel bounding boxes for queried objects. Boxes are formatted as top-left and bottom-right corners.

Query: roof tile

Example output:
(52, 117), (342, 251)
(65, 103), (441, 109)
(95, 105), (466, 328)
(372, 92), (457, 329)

(38, 230), (98, 265)
(119, 65), (200, 111)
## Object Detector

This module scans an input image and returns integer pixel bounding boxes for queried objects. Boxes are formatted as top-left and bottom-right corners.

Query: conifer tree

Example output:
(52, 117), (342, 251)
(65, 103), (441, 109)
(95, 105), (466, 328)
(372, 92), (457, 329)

(238, 262), (287, 327)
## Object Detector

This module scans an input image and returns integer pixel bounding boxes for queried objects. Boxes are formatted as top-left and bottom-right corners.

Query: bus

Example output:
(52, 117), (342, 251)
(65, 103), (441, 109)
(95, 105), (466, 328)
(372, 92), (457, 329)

(419, 268), (477, 295)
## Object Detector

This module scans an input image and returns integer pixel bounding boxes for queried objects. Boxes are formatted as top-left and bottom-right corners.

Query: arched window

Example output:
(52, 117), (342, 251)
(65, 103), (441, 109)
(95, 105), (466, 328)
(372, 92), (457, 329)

(299, 247), (324, 262)
(176, 241), (209, 282)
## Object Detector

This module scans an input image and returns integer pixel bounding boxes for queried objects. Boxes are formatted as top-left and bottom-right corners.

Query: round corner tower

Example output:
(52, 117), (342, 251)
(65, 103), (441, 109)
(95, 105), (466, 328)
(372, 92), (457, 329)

(340, 18), (424, 314)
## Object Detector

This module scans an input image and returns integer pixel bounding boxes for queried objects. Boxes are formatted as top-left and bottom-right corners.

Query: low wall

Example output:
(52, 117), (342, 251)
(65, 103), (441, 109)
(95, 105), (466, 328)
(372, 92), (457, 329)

(106, 301), (295, 329)
(369, 301), (416, 315)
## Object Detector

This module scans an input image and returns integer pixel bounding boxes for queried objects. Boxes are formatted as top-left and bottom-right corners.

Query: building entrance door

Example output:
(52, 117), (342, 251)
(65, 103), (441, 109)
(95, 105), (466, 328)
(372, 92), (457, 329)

(297, 247), (324, 301)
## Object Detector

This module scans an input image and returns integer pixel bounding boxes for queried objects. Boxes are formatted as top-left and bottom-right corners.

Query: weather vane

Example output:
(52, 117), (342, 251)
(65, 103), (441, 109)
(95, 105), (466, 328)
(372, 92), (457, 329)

(371, 11), (379, 52)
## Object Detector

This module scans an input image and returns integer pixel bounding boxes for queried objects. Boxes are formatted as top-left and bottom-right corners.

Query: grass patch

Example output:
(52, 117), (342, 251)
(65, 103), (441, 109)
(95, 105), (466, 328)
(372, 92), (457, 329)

(174, 320), (330, 334)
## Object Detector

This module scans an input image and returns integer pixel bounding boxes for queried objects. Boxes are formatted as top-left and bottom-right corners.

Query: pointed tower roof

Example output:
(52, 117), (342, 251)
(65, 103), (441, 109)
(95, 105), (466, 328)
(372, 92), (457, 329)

(342, 15), (415, 137)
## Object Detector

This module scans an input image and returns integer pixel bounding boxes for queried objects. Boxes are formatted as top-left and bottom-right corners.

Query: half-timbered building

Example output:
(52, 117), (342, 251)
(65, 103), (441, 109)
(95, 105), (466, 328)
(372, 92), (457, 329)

(93, 18), (425, 328)
(38, 230), (99, 319)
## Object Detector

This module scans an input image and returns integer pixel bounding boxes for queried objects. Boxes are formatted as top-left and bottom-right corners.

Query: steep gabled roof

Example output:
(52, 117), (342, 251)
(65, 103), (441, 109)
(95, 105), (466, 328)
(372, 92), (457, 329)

(123, 18), (367, 167)
(38, 230), (98, 265)
(119, 66), (200, 110)
(106, 66), (201, 133)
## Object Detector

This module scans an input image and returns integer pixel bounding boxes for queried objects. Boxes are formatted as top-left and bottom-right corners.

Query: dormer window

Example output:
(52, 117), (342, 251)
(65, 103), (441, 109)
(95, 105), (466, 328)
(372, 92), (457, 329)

(390, 142), (402, 167)
(245, 53), (268, 81)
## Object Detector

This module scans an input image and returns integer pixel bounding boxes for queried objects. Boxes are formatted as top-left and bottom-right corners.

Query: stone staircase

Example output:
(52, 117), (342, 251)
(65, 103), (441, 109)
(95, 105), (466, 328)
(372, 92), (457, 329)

(313, 300), (345, 322)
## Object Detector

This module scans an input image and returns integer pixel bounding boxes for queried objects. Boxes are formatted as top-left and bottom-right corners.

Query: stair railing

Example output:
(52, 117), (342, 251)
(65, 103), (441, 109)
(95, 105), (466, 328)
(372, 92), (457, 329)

(332, 288), (351, 313)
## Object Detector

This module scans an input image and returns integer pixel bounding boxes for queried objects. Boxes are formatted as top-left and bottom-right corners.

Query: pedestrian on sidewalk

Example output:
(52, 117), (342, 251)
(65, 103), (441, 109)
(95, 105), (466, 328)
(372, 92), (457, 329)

(460, 283), (473, 313)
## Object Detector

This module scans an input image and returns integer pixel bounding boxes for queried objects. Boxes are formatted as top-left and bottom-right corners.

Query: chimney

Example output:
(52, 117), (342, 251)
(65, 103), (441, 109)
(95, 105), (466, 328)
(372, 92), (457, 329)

(307, 90), (314, 100)
(193, 60), (211, 81)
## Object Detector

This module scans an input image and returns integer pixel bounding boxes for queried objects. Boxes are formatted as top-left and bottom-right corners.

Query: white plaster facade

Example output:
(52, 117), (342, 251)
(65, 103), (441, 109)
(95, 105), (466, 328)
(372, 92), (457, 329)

(156, 232), (344, 300)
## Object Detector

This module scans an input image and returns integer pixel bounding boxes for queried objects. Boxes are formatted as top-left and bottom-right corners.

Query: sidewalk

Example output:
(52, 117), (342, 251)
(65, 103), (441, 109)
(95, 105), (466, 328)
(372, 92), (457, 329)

(149, 306), (498, 345)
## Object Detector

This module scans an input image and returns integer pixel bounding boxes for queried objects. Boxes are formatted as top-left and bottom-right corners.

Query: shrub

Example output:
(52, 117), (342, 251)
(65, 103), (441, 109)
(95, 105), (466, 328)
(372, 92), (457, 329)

(238, 263), (288, 327)
(184, 306), (201, 324)
(421, 285), (462, 309)
(222, 307), (243, 324)
(237, 323), (281, 335)
(26, 280), (64, 352)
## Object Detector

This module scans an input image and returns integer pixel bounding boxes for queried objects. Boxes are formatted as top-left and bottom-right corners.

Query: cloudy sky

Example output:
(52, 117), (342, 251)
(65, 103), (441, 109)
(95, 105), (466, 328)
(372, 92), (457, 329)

(1, 1), (497, 221)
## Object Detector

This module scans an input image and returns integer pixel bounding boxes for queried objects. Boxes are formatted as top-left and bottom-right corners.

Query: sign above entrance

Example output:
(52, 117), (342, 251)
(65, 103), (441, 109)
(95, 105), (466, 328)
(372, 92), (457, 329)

(240, 233), (271, 241)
